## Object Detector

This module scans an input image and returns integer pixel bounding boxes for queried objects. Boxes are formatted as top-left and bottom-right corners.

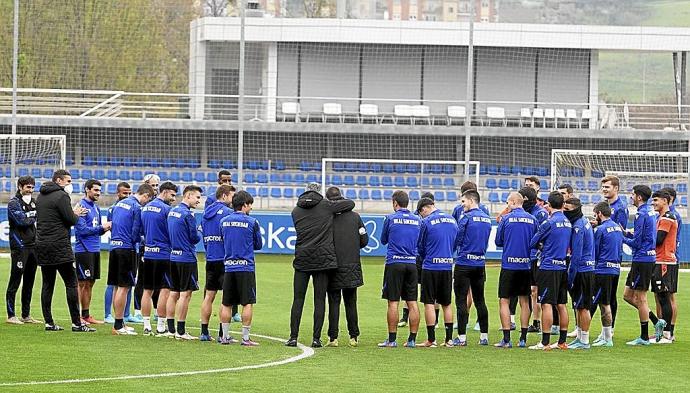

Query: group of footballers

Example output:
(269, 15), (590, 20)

(379, 175), (680, 349)
(6, 168), (681, 350)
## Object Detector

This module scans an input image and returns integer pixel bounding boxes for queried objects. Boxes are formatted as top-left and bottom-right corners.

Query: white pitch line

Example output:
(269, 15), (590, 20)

(0, 331), (315, 387)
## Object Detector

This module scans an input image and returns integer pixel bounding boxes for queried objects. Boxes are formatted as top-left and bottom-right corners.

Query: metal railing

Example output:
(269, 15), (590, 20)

(2, 88), (690, 130)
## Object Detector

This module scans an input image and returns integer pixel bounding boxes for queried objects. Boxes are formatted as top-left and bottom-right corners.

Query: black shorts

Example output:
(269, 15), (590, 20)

(107, 249), (136, 287)
(498, 269), (531, 298)
(143, 258), (172, 290)
(651, 264), (679, 294)
(570, 271), (594, 310)
(75, 252), (100, 281)
(205, 262), (225, 291)
(536, 269), (568, 305)
(222, 271), (256, 306)
(420, 270), (452, 306)
(625, 262), (654, 291)
(416, 257), (423, 285)
(593, 274), (618, 306)
(170, 263), (199, 292)
(382, 263), (418, 302)
(530, 258), (539, 286)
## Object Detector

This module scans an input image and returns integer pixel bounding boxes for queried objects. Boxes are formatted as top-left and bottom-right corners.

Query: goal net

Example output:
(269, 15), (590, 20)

(551, 149), (690, 209)
(0, 134), (67, 194)
(321, 158), (480, 213)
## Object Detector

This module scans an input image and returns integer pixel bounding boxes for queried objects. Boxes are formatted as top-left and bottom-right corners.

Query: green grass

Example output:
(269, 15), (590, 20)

(1, 253), (689, 392)
(599, 1), (690, 103)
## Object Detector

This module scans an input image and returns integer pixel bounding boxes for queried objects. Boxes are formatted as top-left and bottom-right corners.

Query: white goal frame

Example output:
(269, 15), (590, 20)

(1, 134), (67, 193)
(321, 158), (481, 195)
(551, 149), (690, 215)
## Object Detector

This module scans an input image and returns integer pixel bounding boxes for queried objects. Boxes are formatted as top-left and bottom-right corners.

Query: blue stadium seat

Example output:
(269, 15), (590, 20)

(81, 169), (93, 180)
(270, 173), (284, 183)
(442, 165), (455, 175)
(282, 173), (294, 184)
(343, 175), (355, 186)
(206, 172), (216, 182)
(257, 173), (269, 184)
(83, 156), (95, 166)
(208, 159), (221, 169)
(306, 174), (318, 183)
(501, 192), (510, 202)
(652, 183), (662, 191)
(499, 166), (511, 175)
(65, 157), (75, 166)
(431, 177), (442, 187)
(485, 179), (497, 189)
(580, 194), (590, 204)
(447, 191), (458, 202)
(258, 187), (269, 198)
(106, 170), (117, 180)
(682, 196), (688, 206)
(572, 168), (584, 177)
(382, 176), (393, 187)
(174, 158), (186, 168)
(358, 189), (370, 200)
(539, 179), (549, 190)
(434, 191), (445, 202)
(369, 176), (380, 187)
(168, 171), (180, 182)
(294, 173), (305, 184)
(189, 159), (201, 169)
(406, 164), (420, 174)
(487, 165), (498, 176)
(332, 162), (344, 172)
(301, 161), (315, 172)
(498, 179), (510, 190)
(370, 163), (382, 173)
(194, 172), (206, 183)
(479, 166), (488, 175)
(511, 166), (522, 176)
(371, 190), (383, 200)
(356, 176), (368, 186)
(284, 188), (295, 199)
(536, 167), (548, 177)
(245, 187), (257, 196)
(151, 158), (161, 168)
(394, 164), (406, 174)
(522, 166), (533, 175)
(409, 190), (420, 200)
(342, 162), (355, 172)
(73, 183), (82, 194)
(43, 169), (53, 179)
(117, 170), (129, 181)
(575, 180), (586, 191)
(273, 161), (286, 171)
(510, 179), (519, 190)
(591, 194), (602, 204)
(131, 171), (143, 181)
(106, 183), (117, 194)
(592, 170), (604, 178)
(30, 168), (41, 178)
(443, 178), (455, 188)
(244, 173), (256, 184)
(587, 180), (599, 192)
(678, 184), (688, 193)
(358, 163), (370, 173)
(345, 189), (357, 200)
(181, 172), (193, 182)
(221, 160), (235, 169)
(422, 178), (431, 187)
(94, 169), (105, 180)
(3, 181), (10, 192)
(394, 176), (405, 187)
(383, 190), (393, 200)
(406, 177), (418, 188)
(540, 193), (549, 201)
(270, 188), (282, 198)
(160, 158), (173, 168)
(332, 175), (343, 185)
(246, 161), (261, 170)
(18, 168), (29, 177)
(382, 164), (394, 174)
(427, 164), (442, 174)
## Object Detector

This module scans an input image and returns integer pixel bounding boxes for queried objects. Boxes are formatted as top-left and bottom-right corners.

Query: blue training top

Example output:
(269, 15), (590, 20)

(495, 207), (537, 271)
(381, 208), (421, 265)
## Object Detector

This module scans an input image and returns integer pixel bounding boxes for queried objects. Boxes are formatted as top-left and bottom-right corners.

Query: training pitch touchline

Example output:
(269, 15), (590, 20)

(0, 328), (315, 387)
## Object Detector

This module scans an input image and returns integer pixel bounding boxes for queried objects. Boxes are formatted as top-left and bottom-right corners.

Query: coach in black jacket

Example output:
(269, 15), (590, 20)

(36, 170), (94, 332)
(324, 187), (368, 347)
(287, 182), (355, 348)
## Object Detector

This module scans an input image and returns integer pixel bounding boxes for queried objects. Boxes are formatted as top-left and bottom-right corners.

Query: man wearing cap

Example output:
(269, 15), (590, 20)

(286, 182), (355, 348)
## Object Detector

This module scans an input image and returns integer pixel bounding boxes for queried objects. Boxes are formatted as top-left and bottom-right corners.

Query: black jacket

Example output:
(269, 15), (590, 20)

(35, 182), (79, 266)
(8, 192), (37, 249)
(291, 191), (355, 272)
(329, 199), (368, 290)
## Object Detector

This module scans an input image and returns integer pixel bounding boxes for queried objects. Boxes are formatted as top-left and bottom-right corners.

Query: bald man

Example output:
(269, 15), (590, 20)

(494, 192), (538, 348)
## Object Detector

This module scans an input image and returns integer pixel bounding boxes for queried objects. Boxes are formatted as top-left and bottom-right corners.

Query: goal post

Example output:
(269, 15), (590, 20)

(551, 149), (690, 218)
(321, 158), (480, 206)
(1, 134), (67, 194)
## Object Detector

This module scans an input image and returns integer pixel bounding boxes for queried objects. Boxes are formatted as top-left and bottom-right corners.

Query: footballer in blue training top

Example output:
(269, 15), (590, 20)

(218, 190), (263, 346)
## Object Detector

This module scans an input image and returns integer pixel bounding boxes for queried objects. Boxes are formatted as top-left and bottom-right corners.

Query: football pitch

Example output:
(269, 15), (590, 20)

(1, 253), (689, 392)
